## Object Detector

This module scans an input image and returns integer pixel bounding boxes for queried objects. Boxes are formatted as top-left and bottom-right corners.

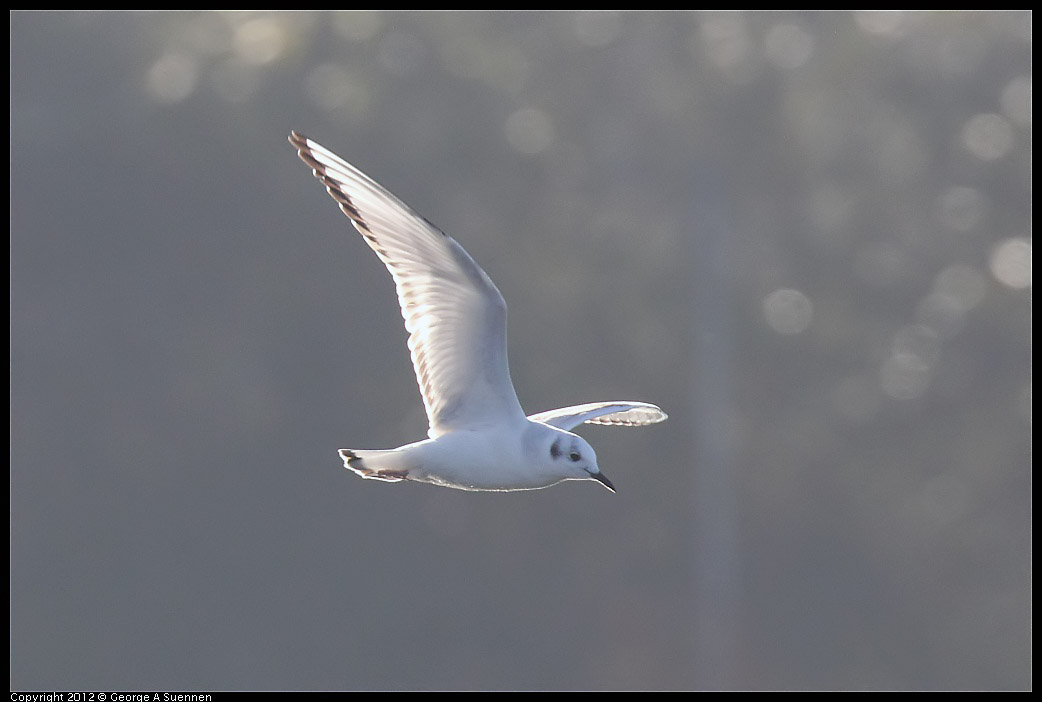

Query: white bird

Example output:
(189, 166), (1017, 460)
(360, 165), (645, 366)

(289, 132), (667, 492)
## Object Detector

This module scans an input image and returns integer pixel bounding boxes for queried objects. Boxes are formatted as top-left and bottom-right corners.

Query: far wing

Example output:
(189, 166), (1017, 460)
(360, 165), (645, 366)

(529, 401), (668, 431)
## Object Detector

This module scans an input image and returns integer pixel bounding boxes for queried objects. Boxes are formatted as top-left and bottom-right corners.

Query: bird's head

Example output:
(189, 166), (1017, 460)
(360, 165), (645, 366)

(543, 428), (614, 492)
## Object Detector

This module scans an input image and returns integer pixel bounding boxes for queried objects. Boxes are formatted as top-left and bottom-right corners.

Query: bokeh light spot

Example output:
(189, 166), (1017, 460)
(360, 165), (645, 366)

(505, 107), (554, 155)
(989, 237), (1031, 289)
(145, 53), (198, 104)
(305, 63), (367, 114)
(961, 112), (1014, 161)
(934, 264), (988, 311)
(763, 288), (813, 335)
(1000, 75), (1032, 127)
(232, 15), (286, 65)
(764, 23), (814, 69)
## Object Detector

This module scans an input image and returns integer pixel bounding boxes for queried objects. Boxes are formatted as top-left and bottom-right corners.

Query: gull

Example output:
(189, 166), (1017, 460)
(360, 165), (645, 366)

(289, 132), (667, 492)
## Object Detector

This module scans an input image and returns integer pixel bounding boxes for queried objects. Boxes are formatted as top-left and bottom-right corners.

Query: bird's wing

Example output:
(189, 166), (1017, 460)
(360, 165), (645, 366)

(528, 401), (668, 430)
(290, 132), (525, 437)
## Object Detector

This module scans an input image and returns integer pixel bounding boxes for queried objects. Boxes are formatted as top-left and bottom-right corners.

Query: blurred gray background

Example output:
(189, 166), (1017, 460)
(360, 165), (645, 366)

(10, 11), (1031, 691)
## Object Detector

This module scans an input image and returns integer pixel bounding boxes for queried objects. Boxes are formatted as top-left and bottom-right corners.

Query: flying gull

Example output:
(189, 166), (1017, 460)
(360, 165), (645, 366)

(289, 132), (667, 492)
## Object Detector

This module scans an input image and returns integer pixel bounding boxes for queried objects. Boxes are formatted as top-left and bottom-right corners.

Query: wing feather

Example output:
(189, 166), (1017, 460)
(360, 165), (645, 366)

(290, 132), (525, 436)
(528, 401), (668, 431)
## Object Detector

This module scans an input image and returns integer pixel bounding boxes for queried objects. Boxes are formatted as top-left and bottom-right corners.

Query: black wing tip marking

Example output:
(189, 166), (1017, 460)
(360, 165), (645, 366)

(290, 136), (376, 236)
(289, 131), (450, 241)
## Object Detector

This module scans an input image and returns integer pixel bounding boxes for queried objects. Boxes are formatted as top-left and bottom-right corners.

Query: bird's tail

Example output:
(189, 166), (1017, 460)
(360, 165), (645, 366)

(339, 448), (412, 482)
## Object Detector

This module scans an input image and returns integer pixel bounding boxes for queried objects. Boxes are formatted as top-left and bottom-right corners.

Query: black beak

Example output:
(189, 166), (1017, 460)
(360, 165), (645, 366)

(587, 470), (616, 493)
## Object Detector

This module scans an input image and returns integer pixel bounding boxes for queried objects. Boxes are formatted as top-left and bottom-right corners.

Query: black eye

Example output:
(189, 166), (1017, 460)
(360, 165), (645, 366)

(569, 451), (581, 462)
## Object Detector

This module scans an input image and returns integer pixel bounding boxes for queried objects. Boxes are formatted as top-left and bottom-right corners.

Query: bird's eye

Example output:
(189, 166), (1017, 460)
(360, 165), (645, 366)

(569, 451), (581, 462)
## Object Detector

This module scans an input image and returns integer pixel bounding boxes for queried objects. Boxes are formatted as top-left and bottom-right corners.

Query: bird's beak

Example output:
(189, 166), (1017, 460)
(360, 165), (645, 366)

(588, 469), (616, 493)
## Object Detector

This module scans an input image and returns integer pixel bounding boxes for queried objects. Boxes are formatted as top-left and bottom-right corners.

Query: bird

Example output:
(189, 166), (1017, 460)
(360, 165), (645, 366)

(289, 131), (667, 492)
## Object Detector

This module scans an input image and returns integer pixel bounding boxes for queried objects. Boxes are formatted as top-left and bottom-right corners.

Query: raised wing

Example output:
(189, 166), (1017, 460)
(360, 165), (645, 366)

(529, 401), (668, 431)
(290, 132), (525, 437)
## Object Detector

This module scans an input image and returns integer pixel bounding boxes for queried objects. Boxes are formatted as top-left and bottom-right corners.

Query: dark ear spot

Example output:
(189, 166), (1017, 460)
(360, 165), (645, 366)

(550, 438), (562, 459)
